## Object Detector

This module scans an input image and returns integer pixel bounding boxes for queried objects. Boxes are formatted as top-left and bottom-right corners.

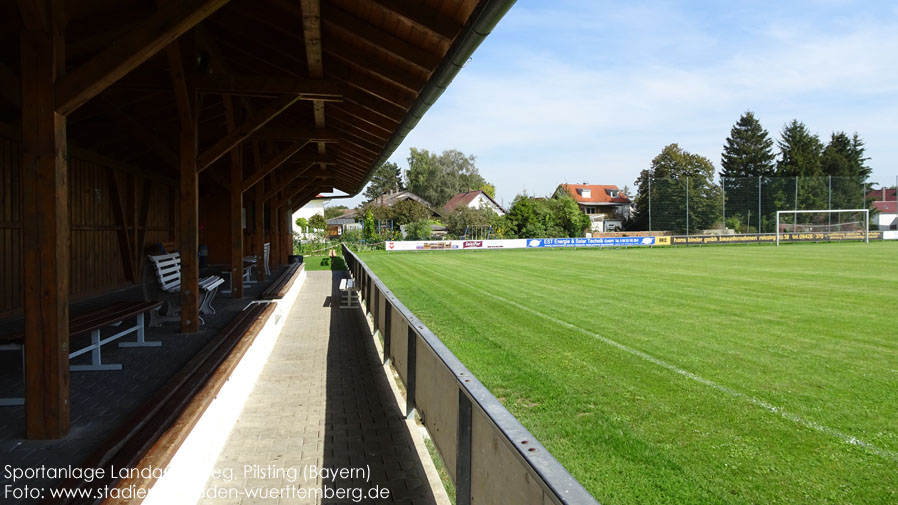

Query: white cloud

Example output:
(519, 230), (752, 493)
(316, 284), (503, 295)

(384, 1), (898, 204)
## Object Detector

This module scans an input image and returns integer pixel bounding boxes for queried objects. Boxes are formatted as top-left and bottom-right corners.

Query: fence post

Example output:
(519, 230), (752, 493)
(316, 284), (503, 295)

(456, 391), (473, 505)
(383, 301), (391, 364)
(406, 325), (416, 419)
(758, 176), (761, 233)
(721, 177), (726, 233)
(686, 176), (690, 237)
(648, 177), (652, 232)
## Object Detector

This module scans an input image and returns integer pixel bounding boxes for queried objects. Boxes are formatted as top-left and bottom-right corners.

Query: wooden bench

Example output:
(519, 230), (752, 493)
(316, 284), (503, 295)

(260, 263), (303, 299)
(1, 300), (163, 406)
(147, 253), (225, 325)
(47, 301), (274, 502)
(339, 277), (358, 308)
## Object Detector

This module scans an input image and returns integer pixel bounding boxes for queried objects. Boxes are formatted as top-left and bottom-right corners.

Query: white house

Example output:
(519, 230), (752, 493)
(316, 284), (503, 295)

(292, 196), (327, 236)
(558, 184), (631, 233)
(443, 190), (506, 216)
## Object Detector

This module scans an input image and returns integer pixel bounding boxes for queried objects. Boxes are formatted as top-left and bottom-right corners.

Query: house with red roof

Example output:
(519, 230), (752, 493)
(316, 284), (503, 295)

(558, 184), (631, 232)
(868, 187), (897, 230)
(443, 190), (506, 216)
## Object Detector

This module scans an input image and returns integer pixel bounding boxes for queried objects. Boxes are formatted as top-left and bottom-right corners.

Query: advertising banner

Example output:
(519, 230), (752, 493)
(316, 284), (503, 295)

(385, 239), (527, 251)
(525, 237), (657, 248)
(669, 231), (883, 245)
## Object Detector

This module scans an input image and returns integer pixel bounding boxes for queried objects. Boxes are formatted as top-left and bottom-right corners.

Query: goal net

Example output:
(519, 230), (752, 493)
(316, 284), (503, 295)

(776, 209), (869, 245)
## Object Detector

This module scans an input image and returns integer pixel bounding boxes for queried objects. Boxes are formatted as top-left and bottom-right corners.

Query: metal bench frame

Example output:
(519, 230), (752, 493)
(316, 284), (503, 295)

(147, 253), (225, 326)
(339, 278), (358, 308)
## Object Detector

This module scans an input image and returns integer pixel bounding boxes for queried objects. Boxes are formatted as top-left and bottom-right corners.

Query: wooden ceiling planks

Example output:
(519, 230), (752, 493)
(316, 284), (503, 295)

(2, 0), (499, 200)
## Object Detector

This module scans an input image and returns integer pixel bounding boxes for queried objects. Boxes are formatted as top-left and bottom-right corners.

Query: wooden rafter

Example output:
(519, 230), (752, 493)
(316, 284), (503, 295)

(189, 73), (343, 100)
(324, 38), (425, 94)
(55, 0), (230, 115)
(100, 99), (178, 167)
(253, 127), (338, 142)
(241, 139), (309, 192)
(166, 39), (194, 129)
(369, 0), (461, 41)
(197, 94), (301, 172)
(321, 3), (440, 72)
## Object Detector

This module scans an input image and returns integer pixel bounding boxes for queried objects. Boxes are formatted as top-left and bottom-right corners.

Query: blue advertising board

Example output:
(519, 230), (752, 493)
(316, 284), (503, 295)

(526, 237), (656, 248)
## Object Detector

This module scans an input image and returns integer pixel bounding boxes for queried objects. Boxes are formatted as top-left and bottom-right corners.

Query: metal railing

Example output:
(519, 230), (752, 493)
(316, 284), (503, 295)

(342, 244), (599, 505)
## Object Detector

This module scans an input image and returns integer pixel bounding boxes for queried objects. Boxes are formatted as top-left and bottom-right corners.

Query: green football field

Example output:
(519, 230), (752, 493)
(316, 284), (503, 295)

(358, 242), (898, 505)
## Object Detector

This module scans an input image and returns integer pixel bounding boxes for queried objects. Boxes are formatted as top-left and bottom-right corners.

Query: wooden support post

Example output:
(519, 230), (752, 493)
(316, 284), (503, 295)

(20, 1), (70, 439)
(179, 113), (199, 333)
(229, 145), (244, 298)
(271, 205), (280, 269)
(253, 151), (265, 281)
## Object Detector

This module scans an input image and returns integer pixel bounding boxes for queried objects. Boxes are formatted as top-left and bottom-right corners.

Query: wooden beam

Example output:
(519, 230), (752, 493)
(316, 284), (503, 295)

(321, 3), (440, 72)
(55, 0), (230, 115)
(21, 0), (70, 439)
(189, 73), (343, 101)
(290, 187), (326, 213)
(253, 127), (338, 142)
(369, 0), (461, 41)
(166, 39), (193, 129)
(270, 205), (280, 269)
(324, 38), (425, 95)
(17, 0), (49, 31)
(0, 62), (22, 108)
(265, 164), (334, 201)
(197, 94), (301, 172)
(253, 143), (266, 281)
(241, 139), (308, 192)
(107, 169), (138, 282)
(136, 180), (153, 280)
(223, 97), (244, 298)
(101, 99), (178, 167)
(179, 105), (200, 333)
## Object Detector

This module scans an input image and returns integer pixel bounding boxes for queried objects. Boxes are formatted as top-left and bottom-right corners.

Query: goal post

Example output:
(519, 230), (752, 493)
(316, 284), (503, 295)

(776, 209), (869, 246)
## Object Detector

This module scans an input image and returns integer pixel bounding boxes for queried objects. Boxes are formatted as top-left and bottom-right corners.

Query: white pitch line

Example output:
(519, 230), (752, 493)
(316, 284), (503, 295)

(427, 268), (898, 462)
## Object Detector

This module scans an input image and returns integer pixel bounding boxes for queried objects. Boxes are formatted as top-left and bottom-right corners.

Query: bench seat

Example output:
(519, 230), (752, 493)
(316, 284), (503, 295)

(1, 300), (163, 406)
(148, 252), (224, 324)
(339, 277), (358, 308)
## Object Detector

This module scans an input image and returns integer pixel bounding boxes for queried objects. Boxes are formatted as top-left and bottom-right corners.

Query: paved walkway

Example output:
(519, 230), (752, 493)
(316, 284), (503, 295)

(199, 270), (439, 505)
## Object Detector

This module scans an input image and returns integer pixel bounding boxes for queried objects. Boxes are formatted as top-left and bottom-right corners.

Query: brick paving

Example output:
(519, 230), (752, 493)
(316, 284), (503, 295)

(0, 267), (283, 505)
(199, 271), (438, 505)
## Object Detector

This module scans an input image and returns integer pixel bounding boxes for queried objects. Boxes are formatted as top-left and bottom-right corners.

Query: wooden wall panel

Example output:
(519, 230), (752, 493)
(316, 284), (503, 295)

(0, 134), (176, 316)
(0, 137), (23, 316)
(68, 157), (127, 297)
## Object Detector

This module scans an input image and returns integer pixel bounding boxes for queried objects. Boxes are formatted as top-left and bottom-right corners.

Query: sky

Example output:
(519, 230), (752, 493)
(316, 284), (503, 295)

(331, 0), (898, 209)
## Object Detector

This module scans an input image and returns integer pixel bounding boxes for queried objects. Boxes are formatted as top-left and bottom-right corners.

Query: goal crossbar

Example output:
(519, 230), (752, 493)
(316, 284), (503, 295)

(776, 209), (869, 246)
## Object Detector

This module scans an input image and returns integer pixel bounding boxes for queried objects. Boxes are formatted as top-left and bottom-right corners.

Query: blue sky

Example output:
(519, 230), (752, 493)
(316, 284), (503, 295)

(337, 0), (898, 208)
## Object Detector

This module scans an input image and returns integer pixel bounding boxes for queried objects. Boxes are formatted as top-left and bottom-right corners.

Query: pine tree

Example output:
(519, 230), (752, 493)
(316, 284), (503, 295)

(776, 120), (823, 177)
(363, 161), (404, 200)
(720, 111), (775, 178)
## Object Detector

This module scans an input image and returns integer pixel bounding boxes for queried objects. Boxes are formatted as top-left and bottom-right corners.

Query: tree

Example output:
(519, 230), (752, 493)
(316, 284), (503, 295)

(363, 208), (376, 241)
(822, 132), (872, 210)
(479, 182), (496, 199)
(628, 144), (721, 233)
(720, 112), (775, 233)
(549, 187), (591, 237)
(405, 148), (489, 206)
(294, 217), (308, 232)
(721, 111), (775, 178)
(308, 213), (325, 230)
(776, 120), (823, 177)
(444, 206), (499, 237)
(363, 161), (404, 200)
(324, 205), (348, 220)
(404, 220), (433, 240)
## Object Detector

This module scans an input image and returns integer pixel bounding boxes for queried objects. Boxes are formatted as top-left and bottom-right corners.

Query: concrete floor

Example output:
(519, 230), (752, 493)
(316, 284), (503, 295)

(198, 271), (440, 505)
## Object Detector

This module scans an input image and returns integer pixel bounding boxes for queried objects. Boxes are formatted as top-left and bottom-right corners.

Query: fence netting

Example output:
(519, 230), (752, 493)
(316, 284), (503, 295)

(636, 176), (893, 234)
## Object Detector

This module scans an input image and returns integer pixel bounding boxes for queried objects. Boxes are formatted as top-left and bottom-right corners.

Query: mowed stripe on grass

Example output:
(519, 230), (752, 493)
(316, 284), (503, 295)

(359, 242), (898, 505)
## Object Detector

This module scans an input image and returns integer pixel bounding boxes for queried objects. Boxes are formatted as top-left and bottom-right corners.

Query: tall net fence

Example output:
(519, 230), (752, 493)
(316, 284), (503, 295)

(636, 176), (895, 234)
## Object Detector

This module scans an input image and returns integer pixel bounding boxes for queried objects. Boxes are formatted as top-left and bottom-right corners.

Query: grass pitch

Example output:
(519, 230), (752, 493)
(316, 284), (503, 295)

(358, 242), (898, 505)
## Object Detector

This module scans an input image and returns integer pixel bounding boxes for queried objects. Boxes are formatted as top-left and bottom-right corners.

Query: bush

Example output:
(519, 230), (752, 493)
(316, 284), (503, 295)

(405, 219), (434, 240)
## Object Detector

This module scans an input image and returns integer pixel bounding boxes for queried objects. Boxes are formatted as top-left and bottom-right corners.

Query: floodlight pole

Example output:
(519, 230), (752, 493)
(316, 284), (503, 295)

(686, 176), (689, 238)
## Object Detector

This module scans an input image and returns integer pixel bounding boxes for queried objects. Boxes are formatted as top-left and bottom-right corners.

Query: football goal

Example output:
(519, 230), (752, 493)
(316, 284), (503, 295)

(776, 209), (869, 245)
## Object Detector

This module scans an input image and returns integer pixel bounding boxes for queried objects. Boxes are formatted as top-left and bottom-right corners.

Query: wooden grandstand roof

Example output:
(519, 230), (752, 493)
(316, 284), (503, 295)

(0, 0), (513, 208)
